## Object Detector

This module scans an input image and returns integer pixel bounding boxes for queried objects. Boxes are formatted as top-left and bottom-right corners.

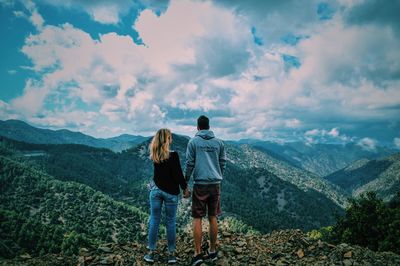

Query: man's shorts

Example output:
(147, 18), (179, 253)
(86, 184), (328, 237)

(192, 184), (221, 218)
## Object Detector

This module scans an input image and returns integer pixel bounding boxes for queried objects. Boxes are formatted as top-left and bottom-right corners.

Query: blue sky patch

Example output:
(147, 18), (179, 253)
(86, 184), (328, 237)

(251, 26), (264, 46)
(317, 3), (335, 20)
(282, 54), (301, 71)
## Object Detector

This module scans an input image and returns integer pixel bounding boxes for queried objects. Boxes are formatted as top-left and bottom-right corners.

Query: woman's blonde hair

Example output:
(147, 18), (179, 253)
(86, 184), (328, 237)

(150, 128), (172, 163)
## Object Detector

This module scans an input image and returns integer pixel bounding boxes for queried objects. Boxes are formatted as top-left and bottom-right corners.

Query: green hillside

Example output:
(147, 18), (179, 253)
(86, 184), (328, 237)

(325, 153), (400, 201)
(0, 155), (148, 259)
(0, 134), (345, 237)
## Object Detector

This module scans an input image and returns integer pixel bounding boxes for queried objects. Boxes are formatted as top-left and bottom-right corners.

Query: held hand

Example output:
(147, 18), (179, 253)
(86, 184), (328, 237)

(183, 188), (191, 198)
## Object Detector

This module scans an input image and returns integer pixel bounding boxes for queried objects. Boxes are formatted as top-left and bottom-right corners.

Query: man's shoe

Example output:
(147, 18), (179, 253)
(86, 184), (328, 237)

(206, 250), (218, 262)
(144, 253), (155, 263)
(191, 254), (203, 266)
(167, 254), (177, 264)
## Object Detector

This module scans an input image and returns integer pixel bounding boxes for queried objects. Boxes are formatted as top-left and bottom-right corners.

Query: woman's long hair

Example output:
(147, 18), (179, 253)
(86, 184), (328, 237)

(150, 128), (172, 163)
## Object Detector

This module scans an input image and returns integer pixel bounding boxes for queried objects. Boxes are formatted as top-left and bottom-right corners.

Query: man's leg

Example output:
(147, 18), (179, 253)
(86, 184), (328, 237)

(208, 216), (218, 252)
(193, 217), (202, 256)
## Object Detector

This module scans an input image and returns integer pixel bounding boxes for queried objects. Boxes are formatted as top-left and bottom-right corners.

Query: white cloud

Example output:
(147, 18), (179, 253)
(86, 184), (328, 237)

(165, 83), (219, 111)
(357, 137), (377, 151)
(4, 0), (400, 141)
(284, 119), (301, 128)
(304, 127), (351, 144)
(11, 79), (49, 115)
(29, 109), (98, 129)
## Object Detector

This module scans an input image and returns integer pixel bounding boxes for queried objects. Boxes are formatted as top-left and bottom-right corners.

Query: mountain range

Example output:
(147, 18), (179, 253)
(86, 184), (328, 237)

(324, 153), (400, 201)
(236, 139), (397, 176)
(0, 119), (147, 152)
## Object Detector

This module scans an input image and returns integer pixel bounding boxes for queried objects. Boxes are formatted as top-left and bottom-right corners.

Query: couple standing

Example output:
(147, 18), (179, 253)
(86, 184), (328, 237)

(144, 115), (226, 265)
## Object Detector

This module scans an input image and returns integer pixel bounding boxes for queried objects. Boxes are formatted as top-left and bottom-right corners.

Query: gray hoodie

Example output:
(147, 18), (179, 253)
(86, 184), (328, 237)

(184, 130), (226, 184)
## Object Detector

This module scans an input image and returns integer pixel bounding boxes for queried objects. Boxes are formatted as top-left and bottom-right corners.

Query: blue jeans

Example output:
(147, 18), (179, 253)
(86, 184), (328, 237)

(148, 187), (178, 252)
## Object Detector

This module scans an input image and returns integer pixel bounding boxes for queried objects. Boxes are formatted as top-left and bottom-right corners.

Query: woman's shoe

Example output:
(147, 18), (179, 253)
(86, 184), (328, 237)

(144, 253), (155, 263)
(167, 254), (177, 264)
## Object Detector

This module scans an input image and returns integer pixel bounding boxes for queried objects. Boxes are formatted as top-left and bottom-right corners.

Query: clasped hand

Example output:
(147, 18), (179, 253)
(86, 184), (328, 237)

(183, 188), (191, 198)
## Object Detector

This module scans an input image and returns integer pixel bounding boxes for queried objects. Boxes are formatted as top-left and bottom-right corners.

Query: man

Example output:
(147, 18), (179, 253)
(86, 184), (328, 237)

(185, 115), (226, 266)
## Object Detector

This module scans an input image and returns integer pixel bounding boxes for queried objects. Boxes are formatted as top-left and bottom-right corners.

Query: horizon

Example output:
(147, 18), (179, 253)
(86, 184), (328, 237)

(0, 0), (399, 147)
(3, 118), (400, 150)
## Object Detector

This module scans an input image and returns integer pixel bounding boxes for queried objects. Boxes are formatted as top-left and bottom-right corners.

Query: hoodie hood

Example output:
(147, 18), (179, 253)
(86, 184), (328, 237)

(195, 130), (215, 140)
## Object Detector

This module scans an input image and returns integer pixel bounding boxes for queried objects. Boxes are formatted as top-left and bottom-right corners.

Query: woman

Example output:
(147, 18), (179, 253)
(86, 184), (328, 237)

(144, 128), (190, 264)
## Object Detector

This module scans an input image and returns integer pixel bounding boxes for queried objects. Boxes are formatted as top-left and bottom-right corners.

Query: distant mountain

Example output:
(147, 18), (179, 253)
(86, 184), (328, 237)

(226, 144), (348, 208)
(324, 153), (400, 201)
(0, 155), (148, 259)
(0, 119), (147, 152)
(237, 139), (396, 176)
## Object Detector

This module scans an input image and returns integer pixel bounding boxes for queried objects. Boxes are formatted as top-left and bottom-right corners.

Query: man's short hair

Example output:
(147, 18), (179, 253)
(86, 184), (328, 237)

(197, 115), (210, 130)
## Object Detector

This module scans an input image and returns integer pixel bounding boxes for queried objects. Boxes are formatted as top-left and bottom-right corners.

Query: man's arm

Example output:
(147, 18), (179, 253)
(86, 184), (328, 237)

(219, 141), (227, 175)
(184, 140), (196, 181)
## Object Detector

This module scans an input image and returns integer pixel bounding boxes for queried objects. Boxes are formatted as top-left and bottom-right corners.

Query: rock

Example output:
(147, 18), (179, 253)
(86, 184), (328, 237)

(222, 231), (232, 237)
(20, 254), (31, 259)
(234, 247), (243, 254)
(99, 256), (113, 265)
(98, 246), (112, 253)
(237, 241), (247, 247)
(276, 259), (289, 266)
(185, 247), (192, 253)
(343, 259), (353, 266)
(296, 248), (305, 258)
(344, 251), (353, 258)
(79, 247), (89, 253)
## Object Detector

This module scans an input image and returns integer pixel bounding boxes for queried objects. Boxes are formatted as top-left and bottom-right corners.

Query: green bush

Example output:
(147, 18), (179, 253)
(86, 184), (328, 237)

(329, 191), (400, 253)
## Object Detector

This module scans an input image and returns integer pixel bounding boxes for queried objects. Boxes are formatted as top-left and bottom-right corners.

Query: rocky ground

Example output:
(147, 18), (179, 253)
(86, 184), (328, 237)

(2, 228), (400, 266)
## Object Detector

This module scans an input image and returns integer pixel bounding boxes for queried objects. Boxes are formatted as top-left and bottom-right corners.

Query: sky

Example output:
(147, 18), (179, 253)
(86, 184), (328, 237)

(0, 0), (399, 148)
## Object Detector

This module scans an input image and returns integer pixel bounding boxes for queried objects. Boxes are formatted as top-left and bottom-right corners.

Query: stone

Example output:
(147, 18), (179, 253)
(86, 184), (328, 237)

(20, 254), (31, 259)
(79, 247), (89, 253)
(344, 251), (353, 258)
(234, 247), (243, 254)
(99, 256), (113, 265)
(276, 259), (289, 266)
(296, 248), (305, 258)
(237, 241), (247, 247)
(98, 246), (112, 253)
(343, 259), (353, 266)
(222, 231), (232, 237)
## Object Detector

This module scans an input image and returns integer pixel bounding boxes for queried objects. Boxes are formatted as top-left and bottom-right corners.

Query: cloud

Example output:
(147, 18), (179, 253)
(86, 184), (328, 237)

(9, 0), (44, 30)
(357, 137), (377, 151)
(344, 0), (400, 36)
(11, 79), (49, 115)
(2, 0), (400, 144)
(304, 127), (351, 144)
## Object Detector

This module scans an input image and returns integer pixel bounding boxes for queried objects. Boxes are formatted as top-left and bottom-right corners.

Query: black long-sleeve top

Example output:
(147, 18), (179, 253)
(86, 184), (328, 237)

(153, 151), (188, 195)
